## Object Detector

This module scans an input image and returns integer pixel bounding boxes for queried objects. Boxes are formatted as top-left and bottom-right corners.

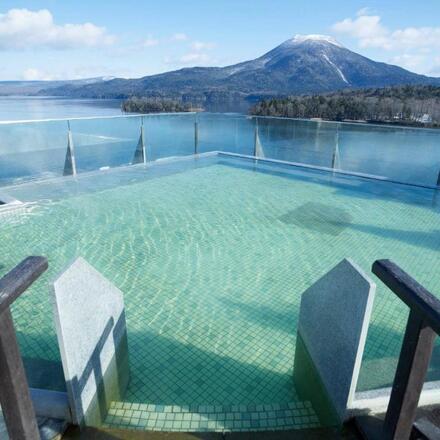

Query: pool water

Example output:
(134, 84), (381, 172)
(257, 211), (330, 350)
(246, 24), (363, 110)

(1, 154), (439, 431)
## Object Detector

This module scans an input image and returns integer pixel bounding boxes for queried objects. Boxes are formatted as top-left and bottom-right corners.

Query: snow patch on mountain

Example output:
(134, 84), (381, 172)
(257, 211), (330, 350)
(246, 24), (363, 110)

(322, 53), (349, 84)
(288, 34), (344, 47)
(225, 57), (270, 76)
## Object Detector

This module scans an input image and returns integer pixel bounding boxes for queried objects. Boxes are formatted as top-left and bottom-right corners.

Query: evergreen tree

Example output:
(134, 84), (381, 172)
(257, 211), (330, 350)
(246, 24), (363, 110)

(250, 85), (440, 128)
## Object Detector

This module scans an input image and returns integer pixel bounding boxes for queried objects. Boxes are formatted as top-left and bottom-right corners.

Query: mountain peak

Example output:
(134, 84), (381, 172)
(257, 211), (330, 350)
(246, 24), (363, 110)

(38, 34), (440, 99)
(286, 34), (344, 48)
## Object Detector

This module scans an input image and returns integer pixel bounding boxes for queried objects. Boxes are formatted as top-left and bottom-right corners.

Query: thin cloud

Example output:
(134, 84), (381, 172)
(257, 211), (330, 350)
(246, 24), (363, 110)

(22, 67), (56, 81)
(22, 64), (134, 81)
(180, 41), (217, 65)
(180, 52), (212, 64)
(166, 35), (218, 67)
(143, 36), (159, 47)
(356, 7), (374, 17)
(171, 33), (188, 41)
(163, 51), (218, 68)
(390, 54), (426, 73)
(191, 41), (215, 51)
(0, 8), (115, 50)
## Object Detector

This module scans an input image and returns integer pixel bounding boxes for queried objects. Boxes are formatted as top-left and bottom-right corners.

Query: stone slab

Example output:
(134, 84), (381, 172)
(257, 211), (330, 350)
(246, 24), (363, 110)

(293, 258), (375, 423)
(52, 257), (129, 426)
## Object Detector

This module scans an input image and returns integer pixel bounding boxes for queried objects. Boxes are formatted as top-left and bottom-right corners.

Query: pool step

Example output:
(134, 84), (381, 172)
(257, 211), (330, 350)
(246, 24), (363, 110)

(63, 425), (351, 439)
(102, 400), (320, 432)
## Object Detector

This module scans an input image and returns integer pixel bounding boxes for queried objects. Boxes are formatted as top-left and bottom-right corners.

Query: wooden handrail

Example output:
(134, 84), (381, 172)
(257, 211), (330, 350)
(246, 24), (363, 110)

(356, 259), (440, 440)
(0, 256), (48, 440)
(0, 256), (48, 314)
(372, 259), (440, 335)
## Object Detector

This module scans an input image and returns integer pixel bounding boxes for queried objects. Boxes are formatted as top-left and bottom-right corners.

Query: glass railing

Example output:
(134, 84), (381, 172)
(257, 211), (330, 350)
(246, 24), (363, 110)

(0, 119), (70, 184)
(197, 114), (255, 156)
(69, 115), (143, 172)
(144, 113), (196, 160)
(252, 116), (440, 187)
(255, 117), (338, 167)
(0, 113), (199, 186)
(1, 113), (439, 188)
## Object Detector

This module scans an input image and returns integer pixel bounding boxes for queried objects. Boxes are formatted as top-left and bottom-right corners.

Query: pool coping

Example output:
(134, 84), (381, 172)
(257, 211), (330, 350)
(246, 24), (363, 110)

(1, 150), (438, 194)
(0, 151), (219, 193)
(217, 151), (440, 191)
(349, 381), (440, 417)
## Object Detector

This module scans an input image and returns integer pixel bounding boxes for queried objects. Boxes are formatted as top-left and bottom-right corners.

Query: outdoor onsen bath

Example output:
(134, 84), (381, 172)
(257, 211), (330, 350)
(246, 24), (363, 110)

(0, 113), (439, 436)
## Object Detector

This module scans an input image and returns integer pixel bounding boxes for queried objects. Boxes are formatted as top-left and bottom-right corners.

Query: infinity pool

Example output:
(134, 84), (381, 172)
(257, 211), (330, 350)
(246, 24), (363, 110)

(1, 153), (439, 431)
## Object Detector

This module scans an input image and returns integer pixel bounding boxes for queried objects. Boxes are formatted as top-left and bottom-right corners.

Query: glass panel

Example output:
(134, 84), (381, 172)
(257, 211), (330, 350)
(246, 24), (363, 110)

(338, 123), (440, 186)
(69, 116), (142, 172)
(358, 295), (440, 395)
(144, 113), (196, 160)
(427, 336), (440, 385)
(357, 290), (408, 392)
(256, 118), (338, 167)
(198, 114), (254, 155)
(0, 120), (69, 185)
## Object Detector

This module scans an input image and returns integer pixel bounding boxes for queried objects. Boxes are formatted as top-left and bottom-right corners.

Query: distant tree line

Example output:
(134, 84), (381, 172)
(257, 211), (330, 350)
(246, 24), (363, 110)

(250, 85), (440, 128)
(122, 97), (197, 113)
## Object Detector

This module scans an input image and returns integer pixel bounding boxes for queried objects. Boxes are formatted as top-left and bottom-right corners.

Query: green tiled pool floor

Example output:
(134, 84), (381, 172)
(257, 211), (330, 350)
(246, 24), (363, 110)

(1, 155), (439, 431)
(104, 401), (319, 432)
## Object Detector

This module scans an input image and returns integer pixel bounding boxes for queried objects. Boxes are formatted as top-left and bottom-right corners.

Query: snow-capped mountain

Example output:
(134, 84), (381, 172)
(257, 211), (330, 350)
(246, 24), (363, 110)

(37, 35), (440, 99)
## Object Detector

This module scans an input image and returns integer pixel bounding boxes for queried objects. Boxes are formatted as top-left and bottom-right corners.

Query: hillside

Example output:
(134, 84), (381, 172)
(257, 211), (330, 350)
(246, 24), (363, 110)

(0, 77), (114, 96)
(250, 85), (440, 128)
(37, 35), (440, 101)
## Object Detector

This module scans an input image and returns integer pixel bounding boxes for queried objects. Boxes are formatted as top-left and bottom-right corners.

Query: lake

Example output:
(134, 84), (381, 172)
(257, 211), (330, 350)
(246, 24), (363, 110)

(0, 97), (439, 188)
(0, 96), (124, 121)
(0, 96), (252, 121)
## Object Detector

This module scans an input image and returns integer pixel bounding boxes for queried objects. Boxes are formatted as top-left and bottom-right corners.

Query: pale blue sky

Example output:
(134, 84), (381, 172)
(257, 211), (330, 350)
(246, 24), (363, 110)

(1, 0), (439, 80)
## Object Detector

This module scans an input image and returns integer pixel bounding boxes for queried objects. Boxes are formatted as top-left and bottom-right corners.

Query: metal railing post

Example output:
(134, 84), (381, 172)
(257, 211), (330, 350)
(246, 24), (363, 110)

(0, 256), (48, 440)
(63, 121), (77, 176)
(133, 117), (147, 165)
(331, 126), (339, 170)
(253, 117), (259, 158)
(194, 113), (199, 155)
(141, 118), (147, 165)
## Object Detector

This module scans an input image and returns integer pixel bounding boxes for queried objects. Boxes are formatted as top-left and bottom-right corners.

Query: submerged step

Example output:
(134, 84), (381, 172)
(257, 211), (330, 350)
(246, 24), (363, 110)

(103, 401), (319, 432)
(64, 425), (344, 439)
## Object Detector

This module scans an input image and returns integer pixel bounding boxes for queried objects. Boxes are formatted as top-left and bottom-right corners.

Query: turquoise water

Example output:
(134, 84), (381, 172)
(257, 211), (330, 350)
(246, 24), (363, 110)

(1, 154), (439, 431)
